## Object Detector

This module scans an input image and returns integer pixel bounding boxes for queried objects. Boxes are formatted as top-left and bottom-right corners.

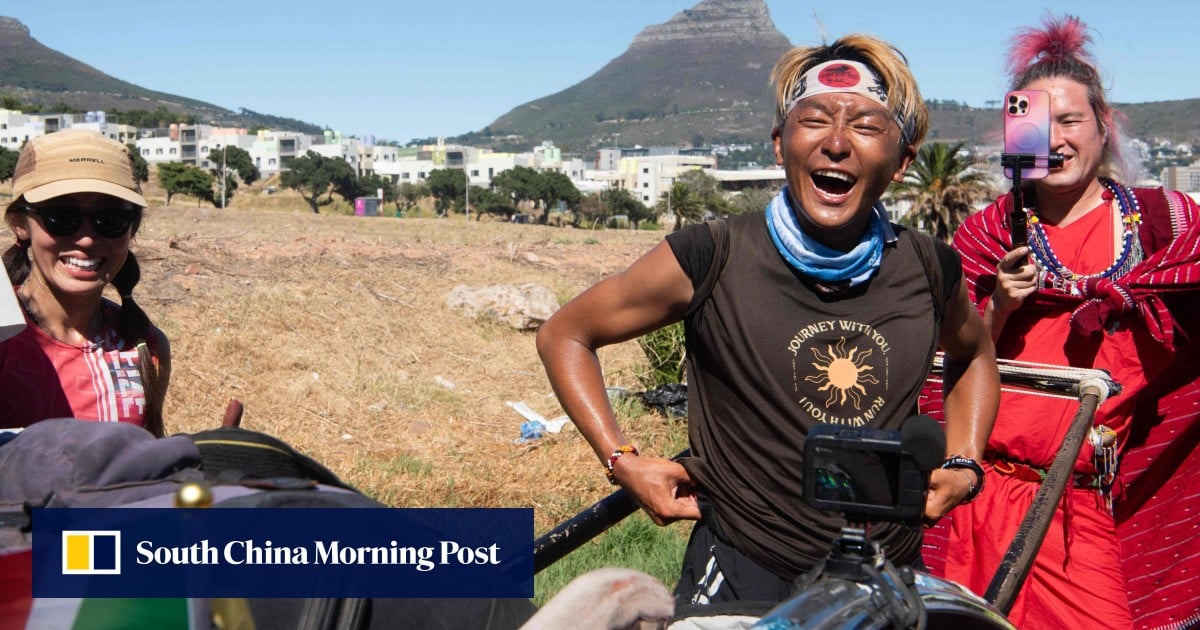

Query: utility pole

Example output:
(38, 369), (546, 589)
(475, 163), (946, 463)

(667, 177), (673, 223)
(220, 143), (227, 209)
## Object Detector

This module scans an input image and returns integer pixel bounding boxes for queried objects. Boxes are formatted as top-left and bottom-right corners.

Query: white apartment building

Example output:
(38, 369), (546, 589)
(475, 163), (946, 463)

(248, 130), (311, 176)
(136, 136), (182, 163)
(619, 154), (719, 205)
(374, 156), (438, 185)
(197, 130), (256, 171)
(0, 109), (43, 148)
(1162, 160), (1200, 193)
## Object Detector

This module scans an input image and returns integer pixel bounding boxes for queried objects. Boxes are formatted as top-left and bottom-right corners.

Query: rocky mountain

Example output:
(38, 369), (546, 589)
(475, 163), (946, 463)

(471, 0), (794, 151)
(468, 1), (1200, 152)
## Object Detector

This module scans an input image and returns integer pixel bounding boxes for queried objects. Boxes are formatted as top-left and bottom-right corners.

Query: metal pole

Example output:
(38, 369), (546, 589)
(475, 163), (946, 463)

(534, 449), (690, 573)
(984, 378), (1111, 613)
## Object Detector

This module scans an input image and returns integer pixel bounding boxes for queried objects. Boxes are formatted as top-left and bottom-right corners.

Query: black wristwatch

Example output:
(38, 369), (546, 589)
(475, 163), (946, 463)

(941, 455), (985, 503)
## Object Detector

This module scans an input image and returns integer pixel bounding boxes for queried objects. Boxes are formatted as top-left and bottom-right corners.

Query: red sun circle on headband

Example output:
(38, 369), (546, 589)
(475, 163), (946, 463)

(818, 64), (861, 88)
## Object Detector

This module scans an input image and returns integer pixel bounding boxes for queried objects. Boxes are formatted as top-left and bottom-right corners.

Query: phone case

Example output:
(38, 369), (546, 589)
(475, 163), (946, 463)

(1003, 90), (1051, 179)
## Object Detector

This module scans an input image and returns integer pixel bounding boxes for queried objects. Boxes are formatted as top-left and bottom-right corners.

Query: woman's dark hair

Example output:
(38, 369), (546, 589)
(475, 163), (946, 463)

(3, 200), (32, 285)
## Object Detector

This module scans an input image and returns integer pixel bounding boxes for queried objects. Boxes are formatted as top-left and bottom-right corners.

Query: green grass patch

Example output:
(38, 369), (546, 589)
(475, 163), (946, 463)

(533, 512), (689, 606)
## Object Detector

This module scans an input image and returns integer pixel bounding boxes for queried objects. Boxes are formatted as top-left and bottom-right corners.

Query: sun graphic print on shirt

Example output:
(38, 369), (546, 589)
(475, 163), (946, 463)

(806, 337), (878, 408)
(787, 321), (891, 427)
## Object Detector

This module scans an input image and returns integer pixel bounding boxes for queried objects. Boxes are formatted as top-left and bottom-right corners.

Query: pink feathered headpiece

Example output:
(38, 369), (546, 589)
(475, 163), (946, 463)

(1005, 14), (1094, 77)
(1005, 14), (1125, 174)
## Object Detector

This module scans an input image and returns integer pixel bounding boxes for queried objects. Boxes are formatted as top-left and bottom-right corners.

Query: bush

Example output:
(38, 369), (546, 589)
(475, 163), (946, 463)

(637, 322), (686, 388)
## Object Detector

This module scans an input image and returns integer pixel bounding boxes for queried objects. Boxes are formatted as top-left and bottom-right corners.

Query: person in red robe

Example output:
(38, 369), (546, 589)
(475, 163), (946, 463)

(925, 14), (1200, 630)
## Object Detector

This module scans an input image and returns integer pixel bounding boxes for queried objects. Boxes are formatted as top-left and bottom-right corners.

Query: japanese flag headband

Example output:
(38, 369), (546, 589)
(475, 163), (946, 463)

(782, 59), (916, 146)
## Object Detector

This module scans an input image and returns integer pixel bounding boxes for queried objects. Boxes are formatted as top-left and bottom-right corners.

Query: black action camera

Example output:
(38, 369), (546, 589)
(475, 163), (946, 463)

(804, 424), (928, 521)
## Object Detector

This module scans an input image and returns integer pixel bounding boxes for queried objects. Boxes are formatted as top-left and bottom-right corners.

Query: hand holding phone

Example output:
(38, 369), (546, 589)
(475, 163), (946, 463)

(1003, 90), (1051, 180)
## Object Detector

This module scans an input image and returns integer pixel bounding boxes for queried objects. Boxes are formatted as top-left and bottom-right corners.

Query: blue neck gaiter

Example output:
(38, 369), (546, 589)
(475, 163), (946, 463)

(764, 187), (887, 286)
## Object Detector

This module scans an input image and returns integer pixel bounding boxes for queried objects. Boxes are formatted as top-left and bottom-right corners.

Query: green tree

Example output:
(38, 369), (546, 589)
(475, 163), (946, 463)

(397, 181), (429, 214)
(157, 162), (214, 206)
(726, 187), (778, 216)
(329, 163), (361, 203)
(889, 142), (995, 242)
(470, 186), (516, 220)
(207, 146), (260, 186)
(593, 188), (651, 229)
(656, 181), (704, 230)
(280, 151), (332, 213)
(574, 193), (608, 228)
(125, 144), (149, 184)
(624, 194), (656, 228)
(537, 171), (581, 216)
(279, 150), (354, 213)
(0, 146), (18, 184)
(677, 169), (728, 218)
(425, 169), (466, 216)
(358, 173), (396, 207)
(206, 146), (256, 207)
(491, 166), (542, 210)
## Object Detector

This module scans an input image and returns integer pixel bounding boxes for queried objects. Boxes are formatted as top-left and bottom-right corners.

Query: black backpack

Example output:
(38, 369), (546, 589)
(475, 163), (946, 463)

(0, 419), (536, 630)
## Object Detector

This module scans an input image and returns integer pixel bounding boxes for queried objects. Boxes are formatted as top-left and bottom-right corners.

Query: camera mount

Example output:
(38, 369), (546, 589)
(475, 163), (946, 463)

(1000, 152), (1064, 248)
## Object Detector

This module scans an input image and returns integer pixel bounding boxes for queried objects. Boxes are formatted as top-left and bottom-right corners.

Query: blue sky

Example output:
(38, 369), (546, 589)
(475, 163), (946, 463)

(10, 1), (1199, 144)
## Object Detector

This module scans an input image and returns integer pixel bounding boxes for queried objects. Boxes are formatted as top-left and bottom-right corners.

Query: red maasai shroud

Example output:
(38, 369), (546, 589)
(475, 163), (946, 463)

(921, 187), (1200, 629)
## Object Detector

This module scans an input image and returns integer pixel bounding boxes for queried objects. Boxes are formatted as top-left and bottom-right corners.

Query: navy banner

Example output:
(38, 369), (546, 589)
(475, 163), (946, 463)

(32, 508), (533, 598)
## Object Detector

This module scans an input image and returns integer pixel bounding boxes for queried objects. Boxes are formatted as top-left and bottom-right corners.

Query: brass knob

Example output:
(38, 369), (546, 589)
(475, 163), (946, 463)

(175, 482), (213, 508)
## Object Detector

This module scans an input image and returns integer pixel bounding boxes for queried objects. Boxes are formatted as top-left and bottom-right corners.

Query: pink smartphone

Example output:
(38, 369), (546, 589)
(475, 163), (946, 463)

(1003, 90), (1051, 179)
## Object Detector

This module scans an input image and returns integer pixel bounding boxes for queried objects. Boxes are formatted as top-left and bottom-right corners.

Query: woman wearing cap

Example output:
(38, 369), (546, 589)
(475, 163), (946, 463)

(1, 129), (170, 436)
(937, 15), (1200, 629)
(537, 34), (998, 613)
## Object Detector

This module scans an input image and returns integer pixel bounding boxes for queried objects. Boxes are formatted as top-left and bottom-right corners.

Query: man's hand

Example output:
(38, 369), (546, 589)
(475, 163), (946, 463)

(923, 467), (978, 526)
(611, 455), (701, 526)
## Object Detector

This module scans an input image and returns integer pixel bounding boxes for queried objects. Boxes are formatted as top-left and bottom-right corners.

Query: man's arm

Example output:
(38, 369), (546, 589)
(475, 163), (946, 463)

(536, 240), (701, 525)
(925, 279), (1000, 521)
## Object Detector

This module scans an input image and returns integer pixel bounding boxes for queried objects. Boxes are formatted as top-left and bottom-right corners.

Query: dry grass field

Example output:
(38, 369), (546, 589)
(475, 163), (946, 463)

(3, 177), (690, 538)
(143, 205), (681, 531)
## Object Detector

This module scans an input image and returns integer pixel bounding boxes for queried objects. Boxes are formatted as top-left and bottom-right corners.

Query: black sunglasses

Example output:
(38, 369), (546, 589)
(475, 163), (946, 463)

(24, 203), (139, 239)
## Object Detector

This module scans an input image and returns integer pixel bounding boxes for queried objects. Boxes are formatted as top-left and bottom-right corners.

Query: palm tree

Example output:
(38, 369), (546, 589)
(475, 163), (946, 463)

(656, 180), (704, 231)
(889, 142), (995, 242)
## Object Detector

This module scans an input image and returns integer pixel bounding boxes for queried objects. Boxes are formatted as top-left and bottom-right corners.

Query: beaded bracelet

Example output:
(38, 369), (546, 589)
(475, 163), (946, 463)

(605, 445), (639, 485)
(940, 455), (985, 503)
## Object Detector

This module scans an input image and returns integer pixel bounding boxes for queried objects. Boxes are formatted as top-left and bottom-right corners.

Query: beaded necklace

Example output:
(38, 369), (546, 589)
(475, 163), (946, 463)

(1026, 178), (1143, 296)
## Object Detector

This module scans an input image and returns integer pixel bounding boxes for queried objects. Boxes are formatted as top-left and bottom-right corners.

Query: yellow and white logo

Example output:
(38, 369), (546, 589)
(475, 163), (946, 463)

(62, 530), (121, 575)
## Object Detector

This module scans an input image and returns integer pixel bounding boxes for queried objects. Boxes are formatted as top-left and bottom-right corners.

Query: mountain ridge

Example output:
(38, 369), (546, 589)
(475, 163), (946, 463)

(0, 16), (322, 134)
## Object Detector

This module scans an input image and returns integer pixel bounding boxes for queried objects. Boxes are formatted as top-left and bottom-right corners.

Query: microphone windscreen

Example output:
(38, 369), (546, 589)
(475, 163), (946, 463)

(901, 414), (946, 473)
